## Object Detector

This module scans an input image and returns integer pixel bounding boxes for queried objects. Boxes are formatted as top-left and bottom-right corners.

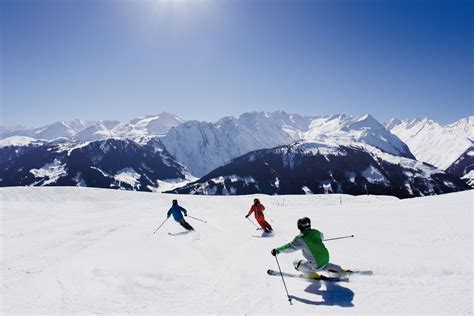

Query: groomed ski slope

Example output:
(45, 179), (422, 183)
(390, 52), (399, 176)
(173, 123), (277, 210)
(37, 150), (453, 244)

(1, 187), (472, 314)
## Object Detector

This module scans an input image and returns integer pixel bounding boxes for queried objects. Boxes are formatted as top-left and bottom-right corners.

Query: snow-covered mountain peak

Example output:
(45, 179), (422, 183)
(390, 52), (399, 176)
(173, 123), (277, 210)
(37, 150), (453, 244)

(446, 116), (474, 137)
(160, 111), (418, 176)
(0, 136), (40, 148)
(386, 116), (473, 170)
(0, 113), (184, 143)
(0, 125), (27, 134)
(74, 121), (119, 142)
(32, 120), (93, 140)
(354, 113), (375, 122)
(161, 111), (314, 176)
(110, 112), (185, 140)
(63, 119), (90, 132)
(386, 117), (442, 131)
(384, 118), (402, 130)
(129, 112), (184, 127)
(343, 114), (386, 131)
(304, 114), (414, 159)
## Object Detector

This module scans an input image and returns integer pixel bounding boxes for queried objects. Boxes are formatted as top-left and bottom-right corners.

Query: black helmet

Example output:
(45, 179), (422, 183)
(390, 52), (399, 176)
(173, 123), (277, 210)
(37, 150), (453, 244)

(172, 199), (178, 205)
(254, 198), (260, 204)
(297, 217), (311, 231)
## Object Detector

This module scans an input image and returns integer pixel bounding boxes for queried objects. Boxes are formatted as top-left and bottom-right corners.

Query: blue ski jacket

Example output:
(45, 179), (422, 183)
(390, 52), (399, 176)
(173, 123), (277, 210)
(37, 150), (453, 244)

(167, 205), (187, 221)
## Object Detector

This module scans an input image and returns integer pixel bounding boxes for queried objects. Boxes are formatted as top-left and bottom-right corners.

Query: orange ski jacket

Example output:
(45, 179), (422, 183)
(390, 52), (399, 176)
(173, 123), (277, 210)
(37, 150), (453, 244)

(247, 204), (266, 220)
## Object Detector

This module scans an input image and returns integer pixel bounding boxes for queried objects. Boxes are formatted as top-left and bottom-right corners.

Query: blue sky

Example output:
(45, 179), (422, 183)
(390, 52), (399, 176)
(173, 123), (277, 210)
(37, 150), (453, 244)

(1, 0), (472, 126)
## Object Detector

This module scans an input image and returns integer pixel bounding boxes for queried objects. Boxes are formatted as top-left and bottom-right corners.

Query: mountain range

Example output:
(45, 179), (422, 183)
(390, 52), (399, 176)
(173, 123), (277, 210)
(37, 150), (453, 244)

(0, 138), (191, 192)
(0, 112), (184, 142)
(172, 140), (467, 198)
(1, 111), (472, 196)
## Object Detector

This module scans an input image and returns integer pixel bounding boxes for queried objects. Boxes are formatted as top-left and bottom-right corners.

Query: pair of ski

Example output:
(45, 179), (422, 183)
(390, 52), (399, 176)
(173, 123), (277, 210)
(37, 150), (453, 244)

(267, 269), (372, 282)
(168, 231), (193, 236)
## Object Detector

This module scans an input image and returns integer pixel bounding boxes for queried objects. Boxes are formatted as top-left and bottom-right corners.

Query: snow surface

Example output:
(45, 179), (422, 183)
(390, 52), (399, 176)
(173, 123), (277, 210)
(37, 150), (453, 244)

(1, 187), (472, 314)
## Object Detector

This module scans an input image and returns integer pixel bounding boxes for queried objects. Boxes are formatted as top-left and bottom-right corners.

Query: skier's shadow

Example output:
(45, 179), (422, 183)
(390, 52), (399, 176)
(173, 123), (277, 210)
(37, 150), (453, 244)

(289, 281), (355, 307)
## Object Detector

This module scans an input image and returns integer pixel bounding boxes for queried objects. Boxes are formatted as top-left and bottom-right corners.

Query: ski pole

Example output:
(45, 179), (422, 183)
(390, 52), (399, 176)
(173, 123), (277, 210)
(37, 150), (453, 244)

(187, 215), (207, 223)
(246, 217), (260, 229)
(323, 235), (354, 242)
(153, 217), (169, 234)
(274, 255), (292, 305)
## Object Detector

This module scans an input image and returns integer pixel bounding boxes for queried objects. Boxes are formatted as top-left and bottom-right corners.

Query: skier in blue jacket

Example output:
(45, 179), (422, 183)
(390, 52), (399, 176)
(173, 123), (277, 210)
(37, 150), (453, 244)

(167, 199), (194, 231)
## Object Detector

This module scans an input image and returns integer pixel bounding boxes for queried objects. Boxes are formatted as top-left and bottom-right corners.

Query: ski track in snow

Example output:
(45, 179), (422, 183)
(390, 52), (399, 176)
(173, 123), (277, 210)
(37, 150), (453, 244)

(1, 187), (472, 314)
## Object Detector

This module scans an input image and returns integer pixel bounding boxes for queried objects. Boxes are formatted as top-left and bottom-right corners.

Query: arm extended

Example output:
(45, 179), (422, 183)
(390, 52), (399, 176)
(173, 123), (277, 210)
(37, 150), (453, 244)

(276, 235), (304, 254)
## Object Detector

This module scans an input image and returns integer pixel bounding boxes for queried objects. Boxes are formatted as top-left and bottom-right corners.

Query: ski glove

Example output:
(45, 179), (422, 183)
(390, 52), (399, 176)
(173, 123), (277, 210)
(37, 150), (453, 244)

(245, 214), (249, 218)
(271, 249), (278, 256)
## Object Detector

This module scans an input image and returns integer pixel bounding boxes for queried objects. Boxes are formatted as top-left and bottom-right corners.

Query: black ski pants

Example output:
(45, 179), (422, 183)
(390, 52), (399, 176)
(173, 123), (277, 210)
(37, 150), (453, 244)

(179, 218), (194, 231)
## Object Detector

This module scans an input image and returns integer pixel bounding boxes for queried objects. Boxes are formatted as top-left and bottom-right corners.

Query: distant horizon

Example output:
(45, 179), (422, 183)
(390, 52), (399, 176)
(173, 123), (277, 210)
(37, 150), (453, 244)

(1, 109), (472, 130)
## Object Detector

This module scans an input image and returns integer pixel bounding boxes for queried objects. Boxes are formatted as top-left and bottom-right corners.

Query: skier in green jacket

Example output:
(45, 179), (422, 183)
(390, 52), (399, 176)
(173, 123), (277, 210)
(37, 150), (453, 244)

(271, 217), (348, 279)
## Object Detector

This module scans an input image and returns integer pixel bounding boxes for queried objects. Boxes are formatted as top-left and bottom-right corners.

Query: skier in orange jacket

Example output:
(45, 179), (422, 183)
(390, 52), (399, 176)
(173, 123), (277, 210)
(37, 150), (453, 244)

(245, 198), (273, 233)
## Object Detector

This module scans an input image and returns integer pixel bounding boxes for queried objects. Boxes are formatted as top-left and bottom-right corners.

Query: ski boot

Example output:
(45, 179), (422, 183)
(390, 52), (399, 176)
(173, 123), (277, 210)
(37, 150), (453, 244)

(309, 272), (322, 280)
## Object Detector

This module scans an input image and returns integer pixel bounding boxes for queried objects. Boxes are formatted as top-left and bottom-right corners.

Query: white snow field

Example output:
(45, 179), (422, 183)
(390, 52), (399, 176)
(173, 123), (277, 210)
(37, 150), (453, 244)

(1, 187), (472, 314)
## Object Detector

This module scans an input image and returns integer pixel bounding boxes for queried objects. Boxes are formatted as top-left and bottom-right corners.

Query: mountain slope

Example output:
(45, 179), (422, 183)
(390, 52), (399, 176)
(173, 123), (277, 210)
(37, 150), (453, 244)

(0, 138), (191, 191)
(305, 114), (414, 159)
(4, 120), (95, 140)
(106, 112), (185, 142)
(0, 136), (40, 147)
(0, 113), (184, 142)
(0, 137), (46, 166)
(160, 111), (313, 176)
(445, 146), (474, 187)
(2, 112), (471, 198)
(386, 117), (473, 169)
(160, 112), (409, 177)
(2, 187), (471, 314)
(73, 121), (121, 142)
(172, 141), (468, 198)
